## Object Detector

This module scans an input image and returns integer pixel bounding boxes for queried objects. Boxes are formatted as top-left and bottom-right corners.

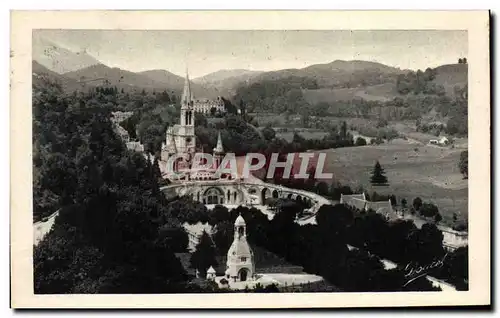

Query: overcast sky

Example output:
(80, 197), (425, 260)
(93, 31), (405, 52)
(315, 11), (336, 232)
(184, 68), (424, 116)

(34, 30), (467, 78)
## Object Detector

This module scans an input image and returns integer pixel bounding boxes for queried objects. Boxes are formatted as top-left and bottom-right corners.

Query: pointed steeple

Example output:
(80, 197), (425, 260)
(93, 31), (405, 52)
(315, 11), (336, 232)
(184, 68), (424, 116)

(213, 131), (224, 154)
(181, 68), (193, 108)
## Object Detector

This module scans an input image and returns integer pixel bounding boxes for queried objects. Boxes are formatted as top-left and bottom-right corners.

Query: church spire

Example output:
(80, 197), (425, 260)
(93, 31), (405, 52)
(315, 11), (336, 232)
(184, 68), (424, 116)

(213, 131), (224, 154)
(181, 68), (193, 108)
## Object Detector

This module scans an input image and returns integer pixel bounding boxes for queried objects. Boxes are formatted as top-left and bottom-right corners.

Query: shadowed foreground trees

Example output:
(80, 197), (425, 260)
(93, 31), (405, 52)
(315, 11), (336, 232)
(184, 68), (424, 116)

(33, 80), (190, 293)
(190, 231), (218, 278)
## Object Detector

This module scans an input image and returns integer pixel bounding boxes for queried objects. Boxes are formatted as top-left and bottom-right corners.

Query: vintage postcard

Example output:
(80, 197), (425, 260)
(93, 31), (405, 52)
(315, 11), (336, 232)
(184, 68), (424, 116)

(11, 11), (490, 308)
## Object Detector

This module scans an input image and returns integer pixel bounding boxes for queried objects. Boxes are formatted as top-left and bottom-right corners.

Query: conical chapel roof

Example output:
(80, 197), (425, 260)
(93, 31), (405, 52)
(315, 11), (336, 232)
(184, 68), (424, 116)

(213, 131), (224, 154)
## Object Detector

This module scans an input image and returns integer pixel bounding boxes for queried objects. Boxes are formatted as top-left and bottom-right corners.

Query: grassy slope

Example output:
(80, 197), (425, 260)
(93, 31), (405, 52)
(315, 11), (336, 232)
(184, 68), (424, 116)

(301, 63), (467, 105)
(316, 141), (468, 225)
(302, 83), (399, 104)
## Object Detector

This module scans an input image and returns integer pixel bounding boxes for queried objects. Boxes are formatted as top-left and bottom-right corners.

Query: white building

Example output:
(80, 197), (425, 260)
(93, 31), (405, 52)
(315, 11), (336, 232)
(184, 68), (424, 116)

(439, 136), (450, 145)
(159, 71), (228, 181)
(224, 214), (255, 282)
(192, 97), (225, 114)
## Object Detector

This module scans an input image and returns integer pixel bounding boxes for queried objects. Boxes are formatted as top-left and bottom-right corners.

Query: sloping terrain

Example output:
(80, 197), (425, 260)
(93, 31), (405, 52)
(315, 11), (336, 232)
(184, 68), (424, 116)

(32, 60), (81, 91)
(139, 69), (220, 98)
(33, 36), (101, 74)
(431, 64), (468, 96)
(250, 60), (404, 88)
(193, 69), (263, 96)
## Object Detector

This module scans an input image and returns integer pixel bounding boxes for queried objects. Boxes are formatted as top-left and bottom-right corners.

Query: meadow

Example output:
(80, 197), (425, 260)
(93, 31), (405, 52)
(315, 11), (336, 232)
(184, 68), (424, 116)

(315, 140), (468, 226)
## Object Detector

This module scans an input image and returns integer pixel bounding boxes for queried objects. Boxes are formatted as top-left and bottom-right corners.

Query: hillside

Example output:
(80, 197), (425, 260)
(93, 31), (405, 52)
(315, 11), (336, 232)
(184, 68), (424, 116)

(32, 60), (81, 91)
(193, 69), (263, 95)
(431, 64), (468, 96)
(139, 70), (220, 99)
(33, 36), (101, 74)
(234, 61), (467, 122)
(63, 64), (168, 93)
(250, 60), (405, 88)
(193, 69), (262, 84)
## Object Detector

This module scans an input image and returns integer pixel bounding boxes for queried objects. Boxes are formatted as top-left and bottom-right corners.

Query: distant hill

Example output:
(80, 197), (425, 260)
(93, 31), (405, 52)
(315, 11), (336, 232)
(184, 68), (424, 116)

(194, 69), (262, 84)
(63, 64), (168, 93)
(193, 69), (263, 95)
(233, 60), (468, 121)
(139, 69), (220, 99)
(33, 36), (101, 74)
(250, 60), (405, 88)
(32, 60), (81, 91)
(302, 63), (468, 107)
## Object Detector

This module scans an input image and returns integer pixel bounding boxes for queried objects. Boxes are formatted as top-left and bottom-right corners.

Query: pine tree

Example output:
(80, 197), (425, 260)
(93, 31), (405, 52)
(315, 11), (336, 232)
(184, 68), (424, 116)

(370, 161), (388, 186)
(189, 231), (218, 278)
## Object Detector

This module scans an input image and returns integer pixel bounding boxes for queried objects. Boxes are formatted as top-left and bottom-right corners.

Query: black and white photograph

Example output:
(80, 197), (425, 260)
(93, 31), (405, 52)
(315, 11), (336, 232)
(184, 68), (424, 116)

(10, 10), (490, 308)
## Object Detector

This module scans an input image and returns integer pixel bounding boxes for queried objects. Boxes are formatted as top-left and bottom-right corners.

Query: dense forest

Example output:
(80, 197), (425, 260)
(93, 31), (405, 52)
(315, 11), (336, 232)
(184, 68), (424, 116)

(33, 79), (193, 293)
(180, 202), (468, 292)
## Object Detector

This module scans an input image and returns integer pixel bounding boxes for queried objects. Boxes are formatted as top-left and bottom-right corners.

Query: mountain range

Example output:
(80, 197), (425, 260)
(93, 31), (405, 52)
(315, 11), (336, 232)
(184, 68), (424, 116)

(33, 36), (101, 74)
(32, 36), (467, 104)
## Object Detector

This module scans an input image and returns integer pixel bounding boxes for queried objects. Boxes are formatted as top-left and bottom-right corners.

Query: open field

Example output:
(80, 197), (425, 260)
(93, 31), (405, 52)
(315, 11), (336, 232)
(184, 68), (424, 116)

(315, 140), (468, 226)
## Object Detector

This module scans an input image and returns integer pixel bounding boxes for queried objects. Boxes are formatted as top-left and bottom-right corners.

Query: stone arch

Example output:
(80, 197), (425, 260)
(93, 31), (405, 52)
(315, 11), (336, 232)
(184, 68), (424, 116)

(272, 189), (279, 199)
(238, 268), (250, 282)
(261, 188), (271, 204)
(296, 195), (302, 202)
(203, 187), (225, 205)
(287, 193), (293, 199)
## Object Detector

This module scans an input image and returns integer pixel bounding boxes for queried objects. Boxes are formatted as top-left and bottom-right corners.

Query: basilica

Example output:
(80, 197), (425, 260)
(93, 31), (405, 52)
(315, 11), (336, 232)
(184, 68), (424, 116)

(159, 71), (227, 182)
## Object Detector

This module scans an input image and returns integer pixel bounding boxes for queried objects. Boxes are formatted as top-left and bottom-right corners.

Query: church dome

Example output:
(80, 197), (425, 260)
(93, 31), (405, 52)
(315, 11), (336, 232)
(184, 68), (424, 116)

(235, 214), (246, 226)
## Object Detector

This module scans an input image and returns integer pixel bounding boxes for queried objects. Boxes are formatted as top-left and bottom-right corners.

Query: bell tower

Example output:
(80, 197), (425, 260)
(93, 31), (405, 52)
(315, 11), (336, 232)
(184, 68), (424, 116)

(178, 69), (196, 154)
(225, 214), (255, 282)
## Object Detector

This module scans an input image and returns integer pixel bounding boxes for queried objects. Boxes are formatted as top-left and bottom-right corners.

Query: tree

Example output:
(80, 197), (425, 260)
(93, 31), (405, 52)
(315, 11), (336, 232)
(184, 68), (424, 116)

(158, 223), (189, 253)
(208, 205), (230, 226)
(210, 107), (217, 116)
(355, 137), (367, 146)
(340, 121), (347, 139)
(315, 181), (329, 196)
(212, 220), (234, 254)
(189, 231), (218, 278)
(370, 161), (388, 186)
(262, 126), (276, 141)
(412, 197), (423, 211)
(401, 198), (408, 209)
(419, 202), (439, 218)
(459, 150), (468, 179)
(434, 213), (443, 223)
(389, 195), (397, 206)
